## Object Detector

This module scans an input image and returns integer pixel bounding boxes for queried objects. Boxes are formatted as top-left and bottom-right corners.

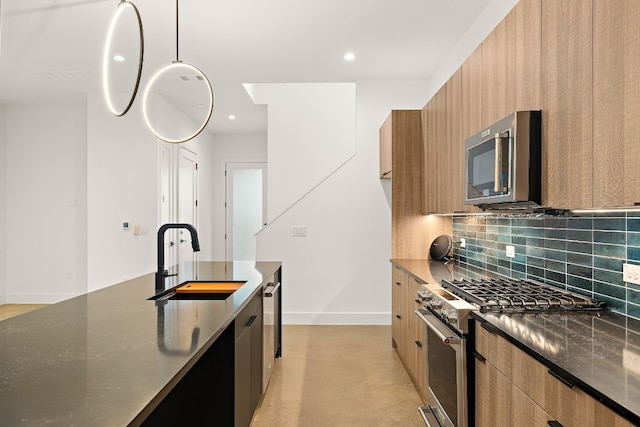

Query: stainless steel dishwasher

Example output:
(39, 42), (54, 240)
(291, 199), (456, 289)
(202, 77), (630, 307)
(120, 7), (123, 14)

(262, 279), (281, 392)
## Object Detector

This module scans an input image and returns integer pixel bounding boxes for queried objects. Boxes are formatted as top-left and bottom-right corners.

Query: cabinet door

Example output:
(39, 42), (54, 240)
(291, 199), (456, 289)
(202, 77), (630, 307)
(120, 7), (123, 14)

(592, 0), (640, 207)
(541, 0), (593, 208)
(235, 324), (252, 427)
(408, 274), (427, 402)
(379, 113), (393, 178)
(444, 69), (466, 213)
(422, 88), (446, 214)
(249, 308), (263, 416)
(475, 356), (511, 427)
(391, 265), (410, 363)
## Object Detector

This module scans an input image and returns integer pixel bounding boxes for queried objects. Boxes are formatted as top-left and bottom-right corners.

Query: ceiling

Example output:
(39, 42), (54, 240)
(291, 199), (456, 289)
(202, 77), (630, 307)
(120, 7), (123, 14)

(0, 0), (492, 135)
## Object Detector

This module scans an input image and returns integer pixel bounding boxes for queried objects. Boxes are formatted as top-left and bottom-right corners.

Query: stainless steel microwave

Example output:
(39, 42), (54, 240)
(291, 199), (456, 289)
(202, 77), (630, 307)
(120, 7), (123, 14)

(464, 111), (542, 209)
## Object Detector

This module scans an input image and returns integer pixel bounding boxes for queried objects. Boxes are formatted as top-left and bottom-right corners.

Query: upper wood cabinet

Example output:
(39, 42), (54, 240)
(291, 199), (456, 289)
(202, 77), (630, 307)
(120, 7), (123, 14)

(592, 0), (640, 207)
(541, 0), (593, 209)
(379, 116), (393, 178)
(422, 84), (446, 214)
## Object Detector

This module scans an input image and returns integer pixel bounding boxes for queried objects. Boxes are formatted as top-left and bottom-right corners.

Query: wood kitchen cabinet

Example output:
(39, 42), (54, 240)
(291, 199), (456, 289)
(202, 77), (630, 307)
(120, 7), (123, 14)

(475, 319), (636, 427)
(541, 0), (593, 209)
(391, 263), (427, 403)
(379, 114), (393, 179)
(422, 84), (446, 214)
(592, 0), (640, 207)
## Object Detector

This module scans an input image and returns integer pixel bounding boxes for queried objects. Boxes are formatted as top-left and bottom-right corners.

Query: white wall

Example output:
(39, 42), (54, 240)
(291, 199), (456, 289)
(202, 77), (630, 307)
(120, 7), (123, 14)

(86, 93), (218, 291)
(246, 83), (356, 221)
(209, 133), (267, 261)
(0, 106), (5, 304)
(255, 80), (430, 325)
(4, 105), (87, 303)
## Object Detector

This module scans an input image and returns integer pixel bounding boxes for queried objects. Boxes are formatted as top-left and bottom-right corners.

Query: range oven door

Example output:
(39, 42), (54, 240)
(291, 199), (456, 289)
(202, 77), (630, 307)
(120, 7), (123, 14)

(416, 310), (468, 427)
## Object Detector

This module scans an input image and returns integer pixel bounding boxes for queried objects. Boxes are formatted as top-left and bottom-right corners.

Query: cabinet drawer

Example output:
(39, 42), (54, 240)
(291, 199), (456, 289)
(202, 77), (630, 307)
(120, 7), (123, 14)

(511, 345), (547, 405)
(511, 384), (553, 427)
(475, 322), (512, 378)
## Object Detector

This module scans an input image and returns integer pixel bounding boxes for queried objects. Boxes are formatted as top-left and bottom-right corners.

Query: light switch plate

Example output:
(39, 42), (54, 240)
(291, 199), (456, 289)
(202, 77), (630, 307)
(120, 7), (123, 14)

(623, 263), (640, 285)
(292, 225), (307, 237)
(460, 238), (466, 248)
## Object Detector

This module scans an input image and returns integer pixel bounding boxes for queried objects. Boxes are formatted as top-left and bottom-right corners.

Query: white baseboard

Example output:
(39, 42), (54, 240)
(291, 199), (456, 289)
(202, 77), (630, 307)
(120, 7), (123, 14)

(283, 312), (391, 325)
(5, 293), (78, 304)
(0, 294), (6, 305)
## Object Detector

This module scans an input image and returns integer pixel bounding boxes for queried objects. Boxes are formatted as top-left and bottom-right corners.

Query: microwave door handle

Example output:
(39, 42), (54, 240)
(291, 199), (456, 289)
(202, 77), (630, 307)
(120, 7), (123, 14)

(494, 132), (508, 193)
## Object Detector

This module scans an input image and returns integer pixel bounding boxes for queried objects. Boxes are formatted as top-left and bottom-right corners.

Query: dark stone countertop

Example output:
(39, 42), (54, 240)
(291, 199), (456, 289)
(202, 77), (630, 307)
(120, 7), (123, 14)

(390, 258), (640, 425)
(0, 261), (281, 426)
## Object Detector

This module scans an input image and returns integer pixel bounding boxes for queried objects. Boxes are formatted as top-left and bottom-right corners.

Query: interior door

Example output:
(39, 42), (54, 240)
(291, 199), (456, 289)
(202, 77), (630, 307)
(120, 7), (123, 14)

(225, 162), (267, 261)
(159, 145), (176, 270)
(178, 148), (198, 264)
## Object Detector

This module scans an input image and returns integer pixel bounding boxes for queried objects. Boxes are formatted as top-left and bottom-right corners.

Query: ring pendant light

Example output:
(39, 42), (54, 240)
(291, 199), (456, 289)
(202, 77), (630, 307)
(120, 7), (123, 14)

(102, 0), (144, 117)
(142, 0), (214, 144)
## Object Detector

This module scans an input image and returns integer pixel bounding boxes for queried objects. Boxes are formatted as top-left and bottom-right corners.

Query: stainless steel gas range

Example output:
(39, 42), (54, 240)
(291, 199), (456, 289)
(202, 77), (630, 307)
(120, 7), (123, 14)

(415, 277), (604, 427)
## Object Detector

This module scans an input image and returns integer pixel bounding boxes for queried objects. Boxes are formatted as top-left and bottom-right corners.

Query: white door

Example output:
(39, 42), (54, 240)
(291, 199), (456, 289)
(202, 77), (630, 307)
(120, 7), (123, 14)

(225, 162), (267, 261)
(159, 145), (176, 270)
(178, 148), (198, 264)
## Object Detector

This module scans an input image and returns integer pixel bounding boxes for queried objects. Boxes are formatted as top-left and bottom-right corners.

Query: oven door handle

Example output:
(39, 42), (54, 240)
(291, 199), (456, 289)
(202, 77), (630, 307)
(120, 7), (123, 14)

(415, 310), (461, 345)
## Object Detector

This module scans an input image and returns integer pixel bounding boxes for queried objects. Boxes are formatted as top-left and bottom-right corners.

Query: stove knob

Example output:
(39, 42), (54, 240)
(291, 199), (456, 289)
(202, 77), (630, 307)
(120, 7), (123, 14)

(446, 311), (458, 324)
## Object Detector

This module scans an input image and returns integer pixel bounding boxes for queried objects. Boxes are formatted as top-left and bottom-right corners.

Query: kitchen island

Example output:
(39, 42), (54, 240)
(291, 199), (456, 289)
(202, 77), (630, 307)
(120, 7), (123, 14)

(0, 261), (281, 426)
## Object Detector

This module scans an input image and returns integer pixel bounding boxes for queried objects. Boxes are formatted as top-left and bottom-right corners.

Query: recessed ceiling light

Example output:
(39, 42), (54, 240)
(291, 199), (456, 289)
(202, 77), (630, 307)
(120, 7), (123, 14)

(228, 115), (236, 120)
(113, 55), (125, 62)
(344, 52), (355, 61)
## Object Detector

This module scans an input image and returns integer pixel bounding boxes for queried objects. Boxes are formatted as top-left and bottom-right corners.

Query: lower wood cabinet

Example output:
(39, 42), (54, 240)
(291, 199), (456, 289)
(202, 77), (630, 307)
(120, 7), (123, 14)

(391, 263), (427, 402)
(474, 320), (635, 427)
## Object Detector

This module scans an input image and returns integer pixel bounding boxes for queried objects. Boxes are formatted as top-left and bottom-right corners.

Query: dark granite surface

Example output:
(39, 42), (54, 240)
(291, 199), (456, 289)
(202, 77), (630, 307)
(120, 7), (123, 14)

(391, 258), (640, 425)
(0, 261), (281, 426)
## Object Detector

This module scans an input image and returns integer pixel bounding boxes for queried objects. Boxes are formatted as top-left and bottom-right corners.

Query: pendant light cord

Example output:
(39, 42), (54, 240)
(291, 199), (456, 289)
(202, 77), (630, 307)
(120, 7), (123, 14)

(175, 0), (180, 61)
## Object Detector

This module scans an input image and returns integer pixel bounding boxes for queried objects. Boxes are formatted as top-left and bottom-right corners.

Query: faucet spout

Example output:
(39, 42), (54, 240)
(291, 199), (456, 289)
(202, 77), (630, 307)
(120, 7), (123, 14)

(156, 223), (201, 291)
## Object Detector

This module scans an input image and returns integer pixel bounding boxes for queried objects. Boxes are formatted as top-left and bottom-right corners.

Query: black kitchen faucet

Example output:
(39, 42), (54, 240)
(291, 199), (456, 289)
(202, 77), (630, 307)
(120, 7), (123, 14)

(156, 223), (200, 292)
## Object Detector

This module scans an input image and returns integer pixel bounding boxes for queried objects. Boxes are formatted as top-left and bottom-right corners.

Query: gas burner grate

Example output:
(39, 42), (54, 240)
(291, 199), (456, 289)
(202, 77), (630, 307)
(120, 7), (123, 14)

(441, 278), (605, 312)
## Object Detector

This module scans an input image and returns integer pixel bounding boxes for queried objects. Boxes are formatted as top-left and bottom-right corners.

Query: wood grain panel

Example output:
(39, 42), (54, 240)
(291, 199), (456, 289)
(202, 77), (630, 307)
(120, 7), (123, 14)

(379, 115), (392, 178)
(462, 45), (483, 140)
(514, 0), (542, 111)
(389, 110), (450, 258)
(445, 69), (465, 213)
(541, 0), (593, 208)
(475, 359), (511, 427)
(421, 90), (446, 214)
(511, 385), (552, 427)
(482, 19), (511, 125)
(593, 0), (640, 207)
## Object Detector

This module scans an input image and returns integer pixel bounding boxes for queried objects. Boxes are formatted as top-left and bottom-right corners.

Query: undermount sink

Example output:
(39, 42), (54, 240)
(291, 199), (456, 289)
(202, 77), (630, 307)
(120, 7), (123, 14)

(150, 281), (246, 301)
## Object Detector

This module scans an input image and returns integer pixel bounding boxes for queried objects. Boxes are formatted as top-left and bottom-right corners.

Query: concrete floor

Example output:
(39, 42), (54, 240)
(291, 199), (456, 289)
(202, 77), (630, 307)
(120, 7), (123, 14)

(251, 325), (425, 427)
(0, 304), (48, 321)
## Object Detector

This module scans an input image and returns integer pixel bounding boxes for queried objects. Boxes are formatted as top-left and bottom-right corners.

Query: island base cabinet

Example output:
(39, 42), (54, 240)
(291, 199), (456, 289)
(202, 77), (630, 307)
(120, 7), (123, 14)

(235, 292), (263, 427)
(140, 324), (235, 426)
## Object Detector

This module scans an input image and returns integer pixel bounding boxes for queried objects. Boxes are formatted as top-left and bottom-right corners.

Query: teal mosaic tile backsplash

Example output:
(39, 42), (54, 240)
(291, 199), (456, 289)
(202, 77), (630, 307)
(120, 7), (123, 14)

(452, 213), (640, 320)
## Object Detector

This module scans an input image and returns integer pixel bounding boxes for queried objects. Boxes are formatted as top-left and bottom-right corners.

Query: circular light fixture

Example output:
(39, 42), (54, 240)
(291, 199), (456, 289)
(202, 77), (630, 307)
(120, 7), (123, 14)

(228, 115), (236, 120)
(344, 52), (355, 61)
(142, 61), (214, 144)
(102, 0), (144, 117)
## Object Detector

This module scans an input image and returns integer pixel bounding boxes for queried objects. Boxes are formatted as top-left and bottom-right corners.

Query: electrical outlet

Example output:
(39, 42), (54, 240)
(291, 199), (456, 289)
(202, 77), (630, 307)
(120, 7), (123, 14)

(460, 238), (466, 248)
(623, 263), (640, 285)
(506, 245), (515, 258)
